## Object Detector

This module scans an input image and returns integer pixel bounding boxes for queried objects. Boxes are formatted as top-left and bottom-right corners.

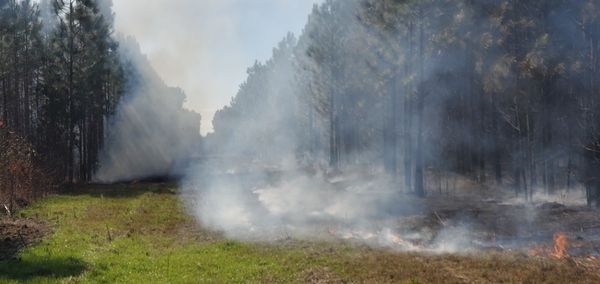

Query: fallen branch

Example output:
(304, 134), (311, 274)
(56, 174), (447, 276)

(3, 204), (11, 217)
(565, 256), (580, 268)
(17, 231), (27, 247)
(580, 225), (600, 230)
(434, 211), (446, 227)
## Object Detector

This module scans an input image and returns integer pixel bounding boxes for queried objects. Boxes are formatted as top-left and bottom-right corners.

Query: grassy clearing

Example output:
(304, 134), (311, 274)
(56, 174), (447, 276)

(0, 183), (599, 283)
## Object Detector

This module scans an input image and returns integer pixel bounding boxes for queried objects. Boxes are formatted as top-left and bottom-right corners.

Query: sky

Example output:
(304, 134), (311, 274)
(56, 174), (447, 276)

(111, 0), (323, 135)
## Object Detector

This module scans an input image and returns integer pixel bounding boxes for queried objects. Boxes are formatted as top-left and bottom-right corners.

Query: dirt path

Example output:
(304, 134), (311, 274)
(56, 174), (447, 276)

(0, 217), (49, 261)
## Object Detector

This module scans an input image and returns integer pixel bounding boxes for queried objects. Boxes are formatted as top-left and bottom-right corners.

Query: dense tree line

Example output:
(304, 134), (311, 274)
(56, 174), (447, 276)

(209, 0), (600, 206)
(0, 0), (120, 183)
(0, 0), (201, 184)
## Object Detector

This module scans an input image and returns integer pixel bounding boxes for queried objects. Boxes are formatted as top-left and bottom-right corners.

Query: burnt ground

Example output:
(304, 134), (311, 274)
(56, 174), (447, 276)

(370, 181), (600, 258)
(422, 195), (600, 255)
(0, 217), (49, 261)
(324, 195), (600, 258)
(182, 164), (600, 258)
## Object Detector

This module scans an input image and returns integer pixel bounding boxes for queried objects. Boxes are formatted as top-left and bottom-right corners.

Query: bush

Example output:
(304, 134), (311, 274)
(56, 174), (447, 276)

(0, 123), (51, 216)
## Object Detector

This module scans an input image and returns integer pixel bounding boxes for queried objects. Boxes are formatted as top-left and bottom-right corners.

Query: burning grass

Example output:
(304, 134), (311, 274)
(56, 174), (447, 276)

(0, 183), (598, 283)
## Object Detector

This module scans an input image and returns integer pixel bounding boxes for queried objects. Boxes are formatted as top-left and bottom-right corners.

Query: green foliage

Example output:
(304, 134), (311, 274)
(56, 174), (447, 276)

(0, 184), (309, 283)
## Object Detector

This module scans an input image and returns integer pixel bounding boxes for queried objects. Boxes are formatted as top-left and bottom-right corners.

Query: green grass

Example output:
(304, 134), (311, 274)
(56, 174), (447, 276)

(1, 183), (599, 283)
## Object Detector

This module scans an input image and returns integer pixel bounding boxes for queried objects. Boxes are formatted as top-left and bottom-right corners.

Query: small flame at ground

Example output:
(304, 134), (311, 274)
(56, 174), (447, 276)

(550, 232), (567, 259)
(528, 232), (568, 259)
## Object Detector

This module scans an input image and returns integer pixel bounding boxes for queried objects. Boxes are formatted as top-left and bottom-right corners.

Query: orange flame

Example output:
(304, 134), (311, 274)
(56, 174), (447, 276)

(549, 232), (567, 259)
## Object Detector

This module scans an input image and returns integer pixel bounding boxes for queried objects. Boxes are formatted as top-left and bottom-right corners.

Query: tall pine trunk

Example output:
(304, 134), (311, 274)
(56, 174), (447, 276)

(414, 9), (425, 198)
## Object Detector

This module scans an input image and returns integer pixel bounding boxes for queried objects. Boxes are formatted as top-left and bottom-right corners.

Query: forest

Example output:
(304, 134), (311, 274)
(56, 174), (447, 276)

(0, 0), (200, 208)
(3, 0), (600, 207)
(2, 1), (600, 281)
(207, 0), (600, 206)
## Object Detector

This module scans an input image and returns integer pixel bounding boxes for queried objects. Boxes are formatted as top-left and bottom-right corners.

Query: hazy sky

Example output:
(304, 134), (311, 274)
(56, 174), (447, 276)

(112, 0), (322, 135)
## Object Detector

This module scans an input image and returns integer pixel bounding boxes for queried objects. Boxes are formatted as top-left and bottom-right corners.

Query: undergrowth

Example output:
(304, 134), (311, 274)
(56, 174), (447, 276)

(0, 182), (598, 283)
(0, 125), (51, 215)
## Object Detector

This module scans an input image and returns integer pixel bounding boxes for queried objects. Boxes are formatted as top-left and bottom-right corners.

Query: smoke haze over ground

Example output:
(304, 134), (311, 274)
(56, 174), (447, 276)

(178, 0), (599, 256)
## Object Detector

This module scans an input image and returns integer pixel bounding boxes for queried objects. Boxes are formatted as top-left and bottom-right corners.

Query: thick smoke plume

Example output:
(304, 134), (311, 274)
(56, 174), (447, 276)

(111, 0), (323, 135)
(95, 36), (201, 183)
(183, 163), (486, 253)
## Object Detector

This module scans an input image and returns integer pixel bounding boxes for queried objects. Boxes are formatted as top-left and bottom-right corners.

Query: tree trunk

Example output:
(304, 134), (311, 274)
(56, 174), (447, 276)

(384, 71), (397, 177)
(67, 0), (75, 184)
(404, 23), (414, 191)
(414, 9), (425, 198)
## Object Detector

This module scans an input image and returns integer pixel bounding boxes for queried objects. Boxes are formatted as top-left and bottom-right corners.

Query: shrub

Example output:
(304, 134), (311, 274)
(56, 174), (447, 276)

(0, 122), (51, 216)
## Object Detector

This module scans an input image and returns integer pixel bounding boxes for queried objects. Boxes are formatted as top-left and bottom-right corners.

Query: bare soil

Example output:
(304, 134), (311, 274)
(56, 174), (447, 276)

(0, 217), (49, 261)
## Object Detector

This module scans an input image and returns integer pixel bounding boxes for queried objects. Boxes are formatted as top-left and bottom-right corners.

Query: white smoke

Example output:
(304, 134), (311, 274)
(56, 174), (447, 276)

(95, 36), (201, 183)
(111, 0), (323, 135)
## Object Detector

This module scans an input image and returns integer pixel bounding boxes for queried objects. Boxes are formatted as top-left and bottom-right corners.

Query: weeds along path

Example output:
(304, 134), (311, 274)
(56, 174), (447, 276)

(0, 183), (598, 283)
